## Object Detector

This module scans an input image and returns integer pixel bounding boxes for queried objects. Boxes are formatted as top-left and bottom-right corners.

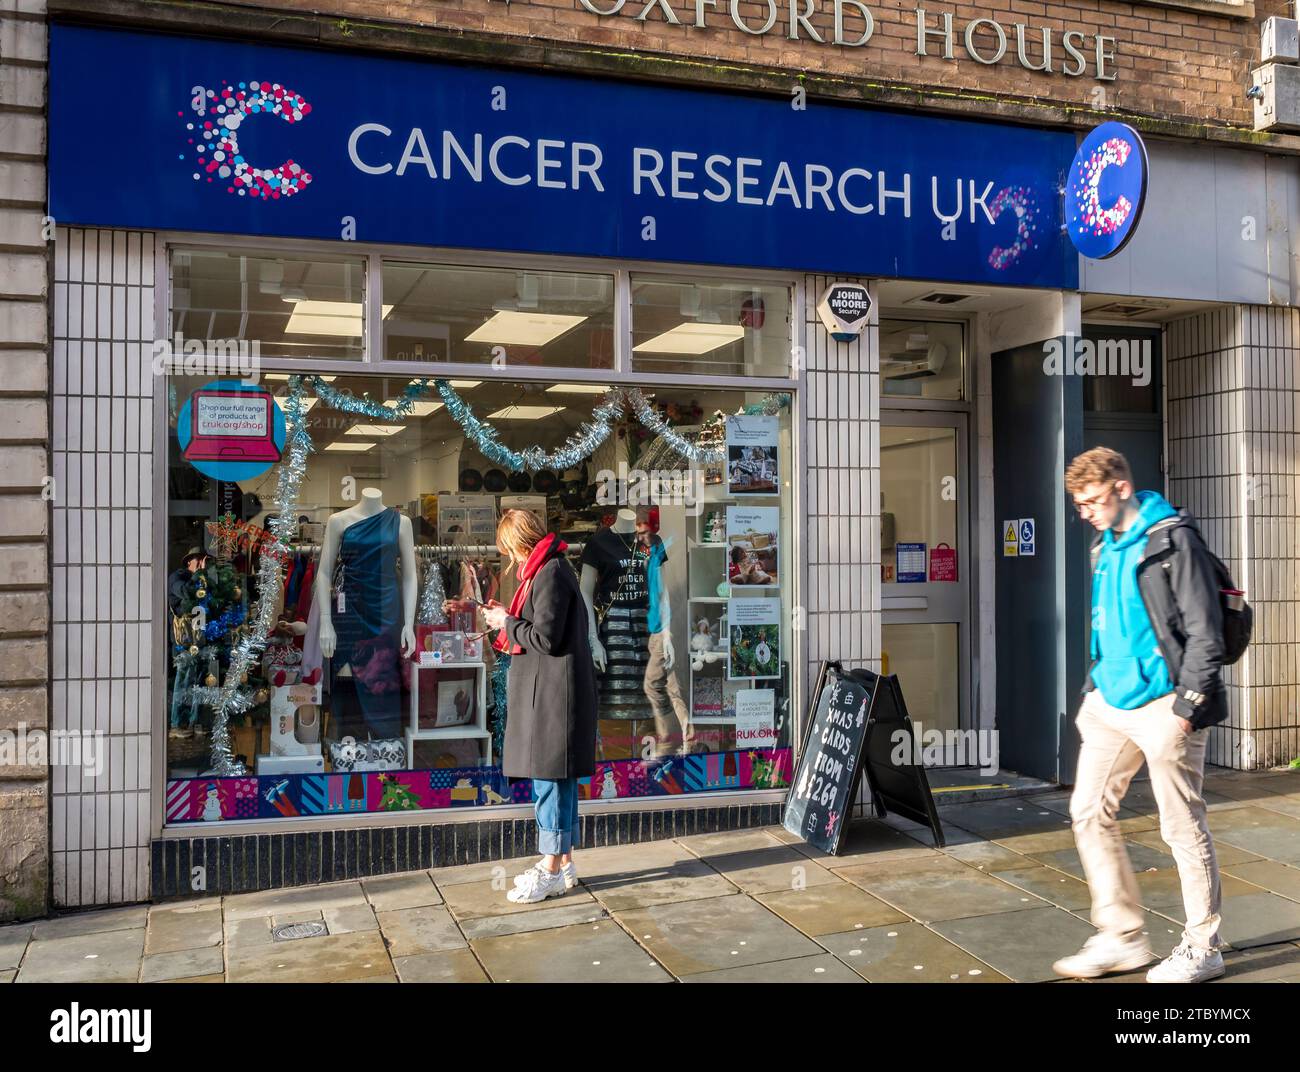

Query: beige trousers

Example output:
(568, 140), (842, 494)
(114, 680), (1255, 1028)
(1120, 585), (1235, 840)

(643, 631), (695, 755)
(1069, 687), (1222, 951)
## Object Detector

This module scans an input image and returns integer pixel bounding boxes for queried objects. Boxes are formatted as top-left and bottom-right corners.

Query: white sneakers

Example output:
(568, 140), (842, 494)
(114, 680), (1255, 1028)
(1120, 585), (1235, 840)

(513, 858), (577, 891)
(1145, 941), (1226, 983)
(506, 864), (567, 904)
(1053, 933), (1158, 978)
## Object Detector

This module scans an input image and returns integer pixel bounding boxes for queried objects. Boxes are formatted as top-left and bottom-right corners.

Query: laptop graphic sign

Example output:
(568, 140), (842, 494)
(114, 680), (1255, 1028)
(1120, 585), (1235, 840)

(179, 381), (286, 482)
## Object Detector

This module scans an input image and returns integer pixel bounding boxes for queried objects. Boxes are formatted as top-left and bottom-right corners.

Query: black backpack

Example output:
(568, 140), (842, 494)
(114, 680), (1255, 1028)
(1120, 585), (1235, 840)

(1152, 520), (1253, 666)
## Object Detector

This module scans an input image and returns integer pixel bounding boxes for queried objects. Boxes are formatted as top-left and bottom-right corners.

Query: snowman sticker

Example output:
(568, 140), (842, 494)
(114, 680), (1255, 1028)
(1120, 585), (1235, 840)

(201, 782), (222, 822)
(598, 768), (619, 800)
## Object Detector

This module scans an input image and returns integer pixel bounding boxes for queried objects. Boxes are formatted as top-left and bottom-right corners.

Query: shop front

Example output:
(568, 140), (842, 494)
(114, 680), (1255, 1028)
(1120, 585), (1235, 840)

(47, 17), (1108, 899)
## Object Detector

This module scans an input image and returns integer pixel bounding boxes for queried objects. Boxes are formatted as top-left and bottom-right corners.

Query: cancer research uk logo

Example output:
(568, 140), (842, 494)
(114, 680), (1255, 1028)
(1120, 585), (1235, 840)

(1065, 121), (1148, 260)
(183, 80), (312, 199)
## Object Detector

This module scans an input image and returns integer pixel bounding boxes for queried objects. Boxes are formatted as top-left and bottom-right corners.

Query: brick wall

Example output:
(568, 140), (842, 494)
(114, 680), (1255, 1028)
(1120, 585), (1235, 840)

(212, 0), (1281, 127)
(0, 0), (50, 922)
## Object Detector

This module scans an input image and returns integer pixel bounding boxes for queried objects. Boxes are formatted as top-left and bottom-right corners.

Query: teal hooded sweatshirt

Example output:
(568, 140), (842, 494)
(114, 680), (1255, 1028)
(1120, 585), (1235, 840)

(1089, 490), (1179, 709)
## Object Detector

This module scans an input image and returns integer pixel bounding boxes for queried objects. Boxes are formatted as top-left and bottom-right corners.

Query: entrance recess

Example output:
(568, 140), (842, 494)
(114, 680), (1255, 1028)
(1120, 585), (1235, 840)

(880, 411), (971, 765)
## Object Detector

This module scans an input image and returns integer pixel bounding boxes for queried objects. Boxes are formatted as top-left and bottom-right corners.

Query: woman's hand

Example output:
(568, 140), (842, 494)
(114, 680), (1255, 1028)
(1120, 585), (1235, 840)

(482, 599), (508, 631)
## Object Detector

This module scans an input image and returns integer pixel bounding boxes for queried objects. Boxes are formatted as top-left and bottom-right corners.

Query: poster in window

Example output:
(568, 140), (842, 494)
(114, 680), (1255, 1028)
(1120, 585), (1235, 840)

(727, 598), (781, 680)
(725, 506), (779, 587)
(726, 414), (779, 496)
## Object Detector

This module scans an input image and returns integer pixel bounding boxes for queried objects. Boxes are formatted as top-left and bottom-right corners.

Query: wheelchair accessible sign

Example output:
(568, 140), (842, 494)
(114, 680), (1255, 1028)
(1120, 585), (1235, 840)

(1002, 518), (1035, 557)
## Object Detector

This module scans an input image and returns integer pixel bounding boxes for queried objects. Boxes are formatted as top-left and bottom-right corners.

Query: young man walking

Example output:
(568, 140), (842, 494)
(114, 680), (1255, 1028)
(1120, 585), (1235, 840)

(1053, 447), (1228, 983)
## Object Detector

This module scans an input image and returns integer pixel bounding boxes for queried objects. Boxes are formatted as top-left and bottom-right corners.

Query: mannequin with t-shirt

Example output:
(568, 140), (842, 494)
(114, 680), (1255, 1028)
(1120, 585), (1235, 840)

(580, 508), (654, 720)
(316, 488), (417, 738)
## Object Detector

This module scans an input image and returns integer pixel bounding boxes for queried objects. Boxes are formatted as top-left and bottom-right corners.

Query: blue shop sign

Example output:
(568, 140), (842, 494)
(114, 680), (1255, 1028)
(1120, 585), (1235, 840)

(49, 24), (1079, 289)
(1065, 121), (1148, 260)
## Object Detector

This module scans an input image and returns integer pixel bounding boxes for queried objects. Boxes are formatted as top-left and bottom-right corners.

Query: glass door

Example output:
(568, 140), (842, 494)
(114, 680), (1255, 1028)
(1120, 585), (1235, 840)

(880, 411), (971, 764)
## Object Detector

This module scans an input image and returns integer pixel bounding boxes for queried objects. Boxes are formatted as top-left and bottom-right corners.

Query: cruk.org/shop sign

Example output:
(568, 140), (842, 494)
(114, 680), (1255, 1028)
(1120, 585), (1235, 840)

(49, 24), (1082, 289)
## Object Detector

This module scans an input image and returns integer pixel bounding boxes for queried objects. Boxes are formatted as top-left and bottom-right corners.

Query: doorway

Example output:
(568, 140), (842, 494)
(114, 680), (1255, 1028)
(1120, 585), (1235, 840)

(880, 411), (972, 764)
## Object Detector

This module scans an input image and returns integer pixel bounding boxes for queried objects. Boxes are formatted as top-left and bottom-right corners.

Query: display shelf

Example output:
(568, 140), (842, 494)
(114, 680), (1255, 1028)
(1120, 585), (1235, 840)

(406, 660), (490, 768)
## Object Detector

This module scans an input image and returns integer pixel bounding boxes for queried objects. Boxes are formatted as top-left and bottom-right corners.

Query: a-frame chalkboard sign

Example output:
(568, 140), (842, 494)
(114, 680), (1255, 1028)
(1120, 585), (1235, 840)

(782, 661), (944, 854)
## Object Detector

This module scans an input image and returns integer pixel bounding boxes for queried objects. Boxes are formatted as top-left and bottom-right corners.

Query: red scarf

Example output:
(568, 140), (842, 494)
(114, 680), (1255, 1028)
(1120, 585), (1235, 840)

(492, 533), (567, 655)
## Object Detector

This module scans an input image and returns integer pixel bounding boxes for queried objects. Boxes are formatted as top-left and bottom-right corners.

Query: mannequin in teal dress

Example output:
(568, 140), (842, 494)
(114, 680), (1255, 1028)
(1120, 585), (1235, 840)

(316, 490), (417, 739)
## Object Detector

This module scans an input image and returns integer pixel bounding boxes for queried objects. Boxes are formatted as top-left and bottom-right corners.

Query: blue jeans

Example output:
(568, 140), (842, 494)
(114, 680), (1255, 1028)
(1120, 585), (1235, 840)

(532, 778), (580, 856)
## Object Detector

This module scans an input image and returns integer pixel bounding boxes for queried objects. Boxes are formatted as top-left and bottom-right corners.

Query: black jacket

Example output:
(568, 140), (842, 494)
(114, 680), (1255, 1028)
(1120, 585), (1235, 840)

(1082, 509), (1228, 730)
(501, 549), (598, 780)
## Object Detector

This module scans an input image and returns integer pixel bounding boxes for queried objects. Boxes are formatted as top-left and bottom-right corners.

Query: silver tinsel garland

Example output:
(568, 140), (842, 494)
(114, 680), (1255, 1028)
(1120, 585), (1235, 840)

(417, 559), (448, 627)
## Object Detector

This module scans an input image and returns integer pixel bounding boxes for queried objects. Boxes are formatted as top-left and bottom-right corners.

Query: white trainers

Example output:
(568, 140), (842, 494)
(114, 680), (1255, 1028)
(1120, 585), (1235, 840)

(515, 859), (577, 890)
(1145, 941), (1225, 983)
(1053, 932), (1157, 979)
(506, 864), (567, 904)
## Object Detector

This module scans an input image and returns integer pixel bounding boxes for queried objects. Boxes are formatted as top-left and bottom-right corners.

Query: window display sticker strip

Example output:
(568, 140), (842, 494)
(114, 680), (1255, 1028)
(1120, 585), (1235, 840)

(164, 747), (792, 822)
(198, 372), (787, 777)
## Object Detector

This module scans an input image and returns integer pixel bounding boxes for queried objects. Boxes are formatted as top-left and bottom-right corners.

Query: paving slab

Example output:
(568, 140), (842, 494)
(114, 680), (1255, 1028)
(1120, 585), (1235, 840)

(0, 923), (33, 972)
(617, 893), (823, 976)
(15, 926), (145, 983)
(0, 970), (14, 982)
(941, 840), (1037, 870)
(585, 857), (737, 912)
(1158, 890), (1300, 950)
(676, 829), (789, 857)
(375, 905), (466, 957)
(361, 872), (444, 911)
(223, 881), (367, 921)
(681, 952), (865, 983)
(791, 817), (945, 865)
(141, 945), (225, 982)
(1250, 794), (1300, 822)
(459, 899), (608, 941)
(226, 929), (392, 983)
(1208, 809), (1300, 864)
(985, 864), (1094, 911)
(430, 855), (544, 888)
(756, 881), (910, 936)
(818, 921), (1010, 982)
(144, 903), (223, 955)
(471, 920), (673, 982)
(1124, 828), (1262, 867)
(568, 838), (696, 882)
(1134, 868), (1259, 910)
(271, 909), (323, 927)
(836, 856), (1047, 922)
(224, 915), (276, 949)
(322, 903), (379, 935)
(990, 828), (1082, 855)
(1218, 942), (1300, 983)
(393, 947), (490, 983)
(1221, 859), (1300, 901)
(1027, 841), (1176, 879)
(691, 845), (842, 895)
(164, 973), (225, 983)
(941, 798), (1083, 841)
(30, 904), (150, 941)
(1066, 907), (1188, 957)
(930, 905), (1100, 982)
(441, 879), (597, 920)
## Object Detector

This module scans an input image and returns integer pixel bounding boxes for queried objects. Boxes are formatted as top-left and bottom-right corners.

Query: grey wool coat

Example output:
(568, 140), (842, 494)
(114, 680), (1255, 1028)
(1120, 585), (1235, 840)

(500, 549), (598, 781)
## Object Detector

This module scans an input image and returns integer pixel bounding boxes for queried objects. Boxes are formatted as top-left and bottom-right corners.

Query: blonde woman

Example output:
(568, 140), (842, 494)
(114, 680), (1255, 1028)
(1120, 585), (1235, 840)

(480, 509), (598, 903)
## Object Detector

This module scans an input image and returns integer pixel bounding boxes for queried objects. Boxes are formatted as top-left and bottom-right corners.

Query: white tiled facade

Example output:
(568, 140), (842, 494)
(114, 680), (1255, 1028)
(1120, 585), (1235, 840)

(1165, 306), (1300, 770)
(50, 227), (156, 907)
(800, 276), (881, 817)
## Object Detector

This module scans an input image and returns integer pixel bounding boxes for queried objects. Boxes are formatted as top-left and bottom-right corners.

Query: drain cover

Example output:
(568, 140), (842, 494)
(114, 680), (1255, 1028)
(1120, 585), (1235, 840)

(271, 920), (328, 942)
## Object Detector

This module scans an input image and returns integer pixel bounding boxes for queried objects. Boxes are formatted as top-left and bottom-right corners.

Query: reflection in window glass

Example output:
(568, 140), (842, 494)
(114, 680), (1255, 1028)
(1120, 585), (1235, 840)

(881, 623), (959, 736)
(879, 319), (964, 400)
(631, 275), (790, 377)
(880, 425), (957, 581)
(163, 375), (795, 822)
(382, 263), (615, 368)
(171, 250), (367, 360)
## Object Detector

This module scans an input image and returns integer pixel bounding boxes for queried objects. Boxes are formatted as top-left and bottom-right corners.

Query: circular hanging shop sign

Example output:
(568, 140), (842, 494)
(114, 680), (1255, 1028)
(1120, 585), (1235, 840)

(178, 379), (286, 482)
(1065, 121), (1149, 260)
(817, 283), (873, 342)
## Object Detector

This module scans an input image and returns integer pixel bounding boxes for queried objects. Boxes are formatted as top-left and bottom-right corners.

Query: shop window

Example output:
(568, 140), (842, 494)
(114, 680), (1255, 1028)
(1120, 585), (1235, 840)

(879, 319), (965, 401)
(382, 262), (615, 368)
(630, 275), (791, 377)
(171, 250), (367, 361)
(163, 374), (795, 823)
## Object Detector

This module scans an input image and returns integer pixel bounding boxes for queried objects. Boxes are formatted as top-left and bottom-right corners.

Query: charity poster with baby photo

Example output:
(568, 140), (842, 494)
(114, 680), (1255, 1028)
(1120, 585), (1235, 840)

(725, 505), (779, 587)
(726, 414), (780, 496)
(727, 597), (781, 680)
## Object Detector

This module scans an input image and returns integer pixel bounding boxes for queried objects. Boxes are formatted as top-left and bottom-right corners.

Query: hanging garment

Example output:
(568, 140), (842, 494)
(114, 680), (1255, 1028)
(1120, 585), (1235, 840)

(329, 507), (404, 734)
